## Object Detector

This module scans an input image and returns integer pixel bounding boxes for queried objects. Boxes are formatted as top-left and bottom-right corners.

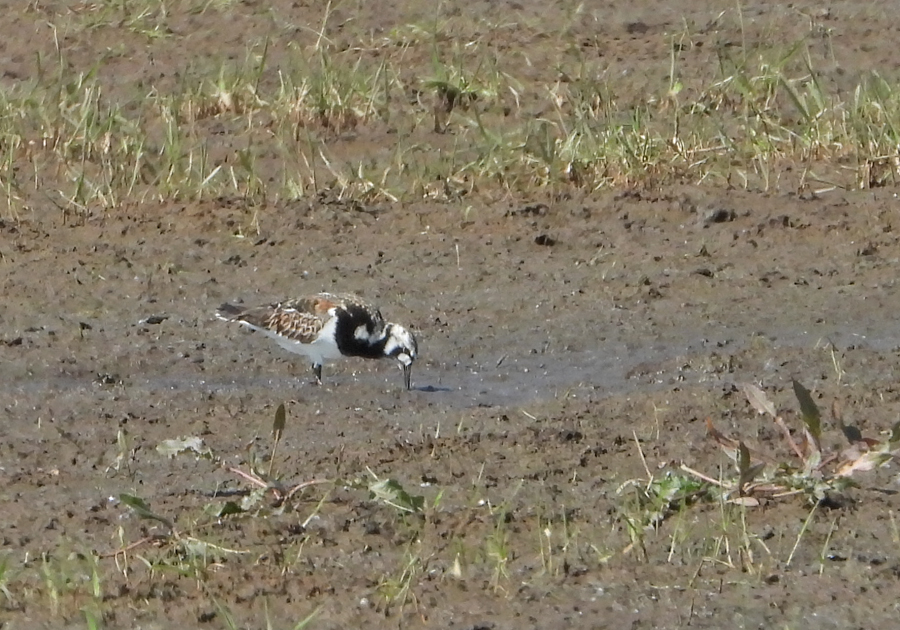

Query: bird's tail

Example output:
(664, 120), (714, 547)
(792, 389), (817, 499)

(216, 302), (246, 320)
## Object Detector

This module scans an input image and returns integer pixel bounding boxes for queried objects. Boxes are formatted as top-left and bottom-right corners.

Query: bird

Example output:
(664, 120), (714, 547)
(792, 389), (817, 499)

(215, 292), (418, 389)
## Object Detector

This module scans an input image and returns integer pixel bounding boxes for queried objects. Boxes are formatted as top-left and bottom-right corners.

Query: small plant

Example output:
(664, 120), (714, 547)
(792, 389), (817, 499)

(616, 471), (709, 557)
(687, 380), (900, 505)
(115, 493), (248, 578)
(365, 473), (425, 515)
(220, 403), (333, 512)
(375, 547), (425, 614)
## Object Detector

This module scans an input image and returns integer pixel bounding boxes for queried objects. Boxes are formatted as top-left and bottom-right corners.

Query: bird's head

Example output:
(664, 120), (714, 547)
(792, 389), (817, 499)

(383, 323), (418, 390)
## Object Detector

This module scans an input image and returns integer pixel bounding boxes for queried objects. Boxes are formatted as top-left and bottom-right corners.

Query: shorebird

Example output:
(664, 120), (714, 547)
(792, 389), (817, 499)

(216, 292), (418, 389)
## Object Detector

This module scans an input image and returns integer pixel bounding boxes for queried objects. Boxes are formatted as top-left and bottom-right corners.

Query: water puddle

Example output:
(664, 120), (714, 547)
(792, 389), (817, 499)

(5, 322), (897, 414)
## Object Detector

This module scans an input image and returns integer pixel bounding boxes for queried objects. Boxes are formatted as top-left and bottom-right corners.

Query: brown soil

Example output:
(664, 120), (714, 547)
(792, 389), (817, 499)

(3, 2), (900, 629)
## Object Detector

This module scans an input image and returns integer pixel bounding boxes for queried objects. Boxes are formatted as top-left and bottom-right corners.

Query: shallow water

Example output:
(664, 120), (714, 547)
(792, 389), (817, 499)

(6, 320), (898, 418)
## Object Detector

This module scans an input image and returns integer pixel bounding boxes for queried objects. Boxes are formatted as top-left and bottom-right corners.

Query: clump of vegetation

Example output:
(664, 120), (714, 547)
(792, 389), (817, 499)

(613, 377), (899, 564)
(690, 380), (899, 505)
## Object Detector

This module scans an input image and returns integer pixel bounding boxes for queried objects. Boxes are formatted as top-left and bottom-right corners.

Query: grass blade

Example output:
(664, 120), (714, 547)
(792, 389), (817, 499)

(268, 402), (287, 479)
(792, 379), (821, 445)
(273, 403), (286, 442)
(119, 494), (173, 530)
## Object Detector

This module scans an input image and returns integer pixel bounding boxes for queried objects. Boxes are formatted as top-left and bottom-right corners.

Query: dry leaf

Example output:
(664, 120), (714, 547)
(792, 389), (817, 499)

(706, 418), (740, 458)
(742, 383), (776, 417)
(835, 451), (893, 477)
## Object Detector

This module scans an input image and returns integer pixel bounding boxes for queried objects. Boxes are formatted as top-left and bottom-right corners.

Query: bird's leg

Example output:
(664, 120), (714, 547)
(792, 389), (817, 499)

(311, 363), (323, 385)
(402, 363), (412, 390)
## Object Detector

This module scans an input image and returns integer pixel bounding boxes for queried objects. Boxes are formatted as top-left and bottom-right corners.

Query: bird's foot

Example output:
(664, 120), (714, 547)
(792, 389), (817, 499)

(311, 363), (323, 385)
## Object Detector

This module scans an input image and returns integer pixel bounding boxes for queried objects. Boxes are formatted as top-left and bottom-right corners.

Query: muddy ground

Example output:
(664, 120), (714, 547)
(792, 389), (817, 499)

(3, 1), (900, 629)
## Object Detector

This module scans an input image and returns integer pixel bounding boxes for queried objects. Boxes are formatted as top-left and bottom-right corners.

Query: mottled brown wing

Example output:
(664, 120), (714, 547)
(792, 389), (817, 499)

(262, 306), (327, 343)
(221, 295), (337, 343)
(263, 295), (345, 343)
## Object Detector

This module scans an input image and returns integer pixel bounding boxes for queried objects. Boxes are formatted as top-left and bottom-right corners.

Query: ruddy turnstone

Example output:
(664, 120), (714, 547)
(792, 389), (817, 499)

(216, 292), (418, 389)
